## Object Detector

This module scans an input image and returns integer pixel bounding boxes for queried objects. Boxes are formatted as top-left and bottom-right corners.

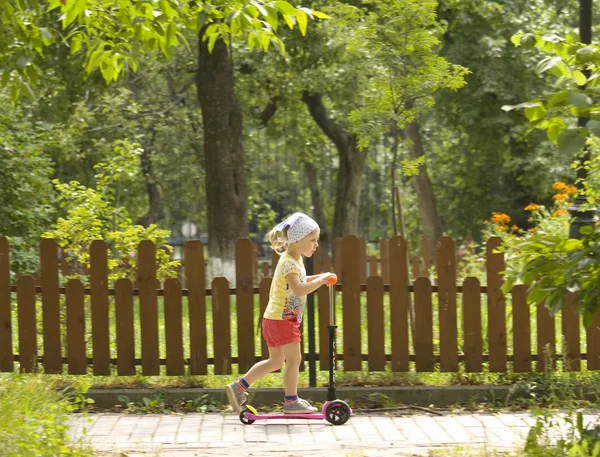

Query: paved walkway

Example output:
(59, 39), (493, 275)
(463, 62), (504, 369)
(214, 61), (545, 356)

(68, 411), (598, 456)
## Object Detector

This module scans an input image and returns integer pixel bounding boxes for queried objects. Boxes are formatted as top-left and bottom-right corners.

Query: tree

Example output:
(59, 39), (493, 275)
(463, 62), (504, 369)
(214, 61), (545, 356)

(1, 0), (327, 279)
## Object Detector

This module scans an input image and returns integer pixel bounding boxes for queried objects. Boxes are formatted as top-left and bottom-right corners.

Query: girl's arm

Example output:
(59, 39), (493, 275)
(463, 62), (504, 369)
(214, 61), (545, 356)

(287, 272), (334, 297)
(306, 273), (331, 282)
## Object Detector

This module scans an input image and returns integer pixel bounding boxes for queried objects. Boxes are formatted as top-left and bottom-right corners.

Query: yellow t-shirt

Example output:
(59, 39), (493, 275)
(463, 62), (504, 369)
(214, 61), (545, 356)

(263, 252), (307, 323)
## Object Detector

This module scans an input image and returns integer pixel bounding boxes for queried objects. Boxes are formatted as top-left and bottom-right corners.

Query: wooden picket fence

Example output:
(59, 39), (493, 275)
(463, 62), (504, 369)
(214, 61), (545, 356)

(1, 235), (600, 377)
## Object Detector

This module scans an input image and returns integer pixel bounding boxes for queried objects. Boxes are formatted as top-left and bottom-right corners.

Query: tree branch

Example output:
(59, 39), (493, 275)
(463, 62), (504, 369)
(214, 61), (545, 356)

(302, 90), (351, 151)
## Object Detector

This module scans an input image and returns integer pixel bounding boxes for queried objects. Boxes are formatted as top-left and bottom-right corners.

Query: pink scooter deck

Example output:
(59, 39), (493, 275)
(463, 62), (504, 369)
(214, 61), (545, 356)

(244, 400), (332, 421)
(242, 400), (353, 422)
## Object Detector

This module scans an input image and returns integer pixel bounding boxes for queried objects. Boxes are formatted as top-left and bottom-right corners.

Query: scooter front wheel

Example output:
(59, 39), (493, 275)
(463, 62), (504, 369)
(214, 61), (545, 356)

(325, 400), (351, 425)
(239, 408), (255, 425)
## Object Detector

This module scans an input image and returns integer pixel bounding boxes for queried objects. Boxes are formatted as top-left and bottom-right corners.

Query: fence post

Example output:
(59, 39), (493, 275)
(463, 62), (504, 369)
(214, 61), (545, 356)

(66, 279), (86, 375)
(414, 277), (433, 372)
(185, 241), (207, 375)
(436, 237), (458, 372)
(341, 235), (361, 371)
(389, 236), (409, 372)
(212, 277), (232, 375)
(486, 237), (507, 372)
(367, 276), (385, 371)
(164, 278), (185, 376)
(536, 301), (555, 372)
(0, 238), (12, 372)
(463, 277), (482, 372)
(562, 293), (581, 371)
(138, 240), (160, 376)
(17, 275), (37, 373)
(512, 284), (531, 373)
(115, 279), (135, 376)
(41, 238), (62, 373)
(236, 239), (255, 373)
(91, 240), (110, 375)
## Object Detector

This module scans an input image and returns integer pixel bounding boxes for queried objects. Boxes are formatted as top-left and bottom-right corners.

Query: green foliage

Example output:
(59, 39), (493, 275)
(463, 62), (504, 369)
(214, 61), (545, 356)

(498, 176), (600, 324)
(43, 139), (180, 282)
(1, 0), (327, 100)
(0, 93), (56, 276)
(347, 0), (469, 148)
(0, 374), (93, 457)
(504, 30), (600, 156)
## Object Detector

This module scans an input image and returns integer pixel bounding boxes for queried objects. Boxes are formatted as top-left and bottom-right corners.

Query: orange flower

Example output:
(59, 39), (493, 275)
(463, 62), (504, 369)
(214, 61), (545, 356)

(524, 203), (540, 211)
(554, 192), (569, 202)
(566, 185), (577, 194)
(553, 181), (567, 191)
(491, 212), (511, 224)
(553, 209), (568, 216)
(483, 220), (489, 224)
(495, 225), (509, 231)
(512, 224), (519, 230)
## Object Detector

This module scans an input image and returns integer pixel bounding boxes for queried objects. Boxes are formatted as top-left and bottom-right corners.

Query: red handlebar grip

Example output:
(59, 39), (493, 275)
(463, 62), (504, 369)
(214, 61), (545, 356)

(328, 274), (338, 285)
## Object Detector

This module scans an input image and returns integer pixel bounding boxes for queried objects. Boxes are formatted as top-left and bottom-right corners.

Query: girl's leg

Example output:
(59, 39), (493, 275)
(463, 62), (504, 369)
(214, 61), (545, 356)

(243, 346), (285, 384)
(225, 346), (284, 413)
(280, 342), (302, 396)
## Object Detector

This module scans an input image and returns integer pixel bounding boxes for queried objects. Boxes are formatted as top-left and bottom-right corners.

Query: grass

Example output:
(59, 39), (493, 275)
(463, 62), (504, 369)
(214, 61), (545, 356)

(0, 374), (94, 457)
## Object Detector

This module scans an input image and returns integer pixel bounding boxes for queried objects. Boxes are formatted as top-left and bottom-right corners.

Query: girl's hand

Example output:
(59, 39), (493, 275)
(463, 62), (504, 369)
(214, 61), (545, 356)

(321, 272), (336, 285)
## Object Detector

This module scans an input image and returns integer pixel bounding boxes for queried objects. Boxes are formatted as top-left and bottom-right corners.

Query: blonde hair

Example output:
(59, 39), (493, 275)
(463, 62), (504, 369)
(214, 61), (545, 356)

(267, 226), (289, 255)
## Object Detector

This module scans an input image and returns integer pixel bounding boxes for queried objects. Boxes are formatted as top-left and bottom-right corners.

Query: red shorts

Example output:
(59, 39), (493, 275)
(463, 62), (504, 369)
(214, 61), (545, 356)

(262, 318), (301, 348)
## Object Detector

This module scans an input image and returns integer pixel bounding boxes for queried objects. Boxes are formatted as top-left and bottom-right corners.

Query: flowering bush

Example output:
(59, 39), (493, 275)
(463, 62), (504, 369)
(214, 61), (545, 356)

(499, 179), (600, 327)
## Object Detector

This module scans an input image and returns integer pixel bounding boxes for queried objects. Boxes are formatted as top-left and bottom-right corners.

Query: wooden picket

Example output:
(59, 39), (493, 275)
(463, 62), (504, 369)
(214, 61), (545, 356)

(369, 256), (378, 278)
(259, 278), (270, 359)
(562, 293), (580, 371)
(333, 238), (342, 280)
(66, 279), (86, 375)
(359, 237), (367, 285)
(587, 311), (600, 370)
(512, 285), (531, 373)
(437, 237), (458, 372)
(212, 277), (232, 375)
(41, 239), (62, 373)
(379, 238), (389, 284)
(486, 237), (507, 372)
(115, 279), (135, 376)
(164, 278), (184, 376)
(17, 275), (37, 373)
(138, 240), (160, 376)
(236, 239), (255, 373)
(536, 301), (555, 372)
(185, 241), (207, 375)
(0, 238), (12, 372)
(341, 236), (361, 371)
(462, 277), (482, 372)
(91, 240), (111, 375)
(366, 276), (385, 371)
(389, 236), (409, 371)
(414, 277), (433, 372)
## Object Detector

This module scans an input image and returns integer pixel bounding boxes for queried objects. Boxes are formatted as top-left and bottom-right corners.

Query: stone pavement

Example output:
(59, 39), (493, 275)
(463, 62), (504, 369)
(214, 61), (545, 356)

(68, 411), (598, 457)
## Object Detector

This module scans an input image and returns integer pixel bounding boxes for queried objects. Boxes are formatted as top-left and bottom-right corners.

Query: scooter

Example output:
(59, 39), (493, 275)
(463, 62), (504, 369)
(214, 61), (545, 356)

(239, 274), (352, 426)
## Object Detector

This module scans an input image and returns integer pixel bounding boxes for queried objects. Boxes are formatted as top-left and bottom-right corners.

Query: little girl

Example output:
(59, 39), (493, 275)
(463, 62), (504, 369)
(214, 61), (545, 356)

(226, 212), (334, 414)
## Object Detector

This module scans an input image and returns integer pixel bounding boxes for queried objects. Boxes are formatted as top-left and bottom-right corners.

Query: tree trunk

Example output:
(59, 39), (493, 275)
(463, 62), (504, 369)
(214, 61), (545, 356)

(136, 134), (165, 227)
(302, 91), (366, 239)
(402, 117), (444, 258)
(197, 29), (248, 282)
(304, 160), (329, 252)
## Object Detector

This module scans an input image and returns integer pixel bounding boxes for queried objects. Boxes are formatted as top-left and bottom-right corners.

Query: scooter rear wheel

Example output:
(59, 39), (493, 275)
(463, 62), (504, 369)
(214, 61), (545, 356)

(325, 400), (351, 425)
(239, 408), (255, 425)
